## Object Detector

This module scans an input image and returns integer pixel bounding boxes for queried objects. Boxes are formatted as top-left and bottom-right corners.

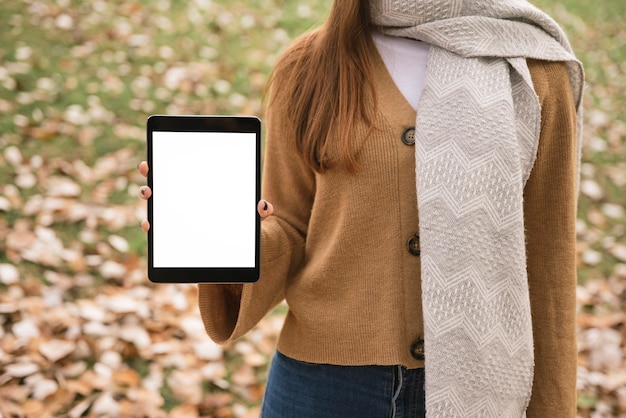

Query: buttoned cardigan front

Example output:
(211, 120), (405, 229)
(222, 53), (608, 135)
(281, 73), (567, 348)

(198, 34), (579, 417)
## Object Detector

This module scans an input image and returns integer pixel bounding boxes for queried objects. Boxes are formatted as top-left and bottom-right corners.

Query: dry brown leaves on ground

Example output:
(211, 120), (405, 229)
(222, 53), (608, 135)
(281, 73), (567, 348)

(0, 278), (284, 417)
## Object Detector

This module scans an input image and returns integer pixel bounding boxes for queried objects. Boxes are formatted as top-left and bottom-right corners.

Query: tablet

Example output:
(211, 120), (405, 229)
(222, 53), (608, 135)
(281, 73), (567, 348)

(146, 115), (261, 283)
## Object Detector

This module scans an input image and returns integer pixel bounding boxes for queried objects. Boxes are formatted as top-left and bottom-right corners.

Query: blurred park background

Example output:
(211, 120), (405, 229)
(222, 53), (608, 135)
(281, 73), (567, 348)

(0, 0), (625, 416)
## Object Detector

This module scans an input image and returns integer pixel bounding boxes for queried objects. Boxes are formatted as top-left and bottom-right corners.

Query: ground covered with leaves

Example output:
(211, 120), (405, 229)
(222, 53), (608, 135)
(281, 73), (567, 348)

(0, 0), (625, 417)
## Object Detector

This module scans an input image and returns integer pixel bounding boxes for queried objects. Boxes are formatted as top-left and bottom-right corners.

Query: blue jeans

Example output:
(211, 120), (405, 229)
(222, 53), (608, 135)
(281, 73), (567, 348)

(260, 351), (426, 418)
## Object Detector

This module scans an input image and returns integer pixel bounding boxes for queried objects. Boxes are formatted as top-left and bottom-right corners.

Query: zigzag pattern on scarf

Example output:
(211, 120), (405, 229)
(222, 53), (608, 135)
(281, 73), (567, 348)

(371, 1), (584, 415)
(416, 52), (534, 418)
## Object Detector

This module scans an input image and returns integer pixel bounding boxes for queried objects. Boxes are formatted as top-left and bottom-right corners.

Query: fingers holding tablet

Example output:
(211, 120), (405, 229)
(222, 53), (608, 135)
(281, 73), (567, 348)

(137, 160), (272, 232)
(138, 162), (151, 200)
(258, 200), (274, 219)
(137, 162), (152, 231)
(139, 186), (151, 199)
(138, 161), (149, 177)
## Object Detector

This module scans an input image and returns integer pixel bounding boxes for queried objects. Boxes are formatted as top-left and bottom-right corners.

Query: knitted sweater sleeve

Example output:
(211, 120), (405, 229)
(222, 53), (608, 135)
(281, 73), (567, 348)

(524, 59), (579, 417)
(197, 88), (315, 345)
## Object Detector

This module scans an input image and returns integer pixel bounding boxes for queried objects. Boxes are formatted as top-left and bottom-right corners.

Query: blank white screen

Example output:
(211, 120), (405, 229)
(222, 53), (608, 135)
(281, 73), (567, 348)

(152, 131), (256, 268)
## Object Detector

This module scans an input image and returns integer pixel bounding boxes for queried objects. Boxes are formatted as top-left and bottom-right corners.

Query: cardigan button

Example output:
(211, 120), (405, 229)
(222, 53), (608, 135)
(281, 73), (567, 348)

(410, 337), (425, 361)
(406, 234), (420, 256)
(401, 127), (416, 145)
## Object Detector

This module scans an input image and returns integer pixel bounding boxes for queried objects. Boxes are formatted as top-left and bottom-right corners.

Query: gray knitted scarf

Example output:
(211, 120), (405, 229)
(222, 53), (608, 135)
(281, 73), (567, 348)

(371, 0), (584, 416)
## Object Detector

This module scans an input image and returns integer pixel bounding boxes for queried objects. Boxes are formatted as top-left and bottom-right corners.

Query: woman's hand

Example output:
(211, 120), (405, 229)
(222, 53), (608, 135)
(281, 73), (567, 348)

(137, 161), (273, 232)
(257, 199), (275, 218)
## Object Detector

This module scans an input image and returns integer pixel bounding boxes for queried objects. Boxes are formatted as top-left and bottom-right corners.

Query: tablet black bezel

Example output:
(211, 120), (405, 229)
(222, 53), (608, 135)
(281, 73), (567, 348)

(146, 115), (261, 283)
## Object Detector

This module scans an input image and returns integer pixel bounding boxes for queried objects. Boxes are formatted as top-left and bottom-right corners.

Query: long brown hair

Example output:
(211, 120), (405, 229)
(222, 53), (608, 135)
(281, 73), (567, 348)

(266, 0), (378, 173)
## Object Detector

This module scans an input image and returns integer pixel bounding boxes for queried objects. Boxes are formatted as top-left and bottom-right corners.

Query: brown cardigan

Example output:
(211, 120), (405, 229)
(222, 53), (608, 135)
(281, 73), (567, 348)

(198, 41), (579, 416)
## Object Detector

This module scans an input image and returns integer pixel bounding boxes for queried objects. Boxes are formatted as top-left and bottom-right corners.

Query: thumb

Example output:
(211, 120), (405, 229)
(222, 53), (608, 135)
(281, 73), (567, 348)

(257, 200), (274, 219)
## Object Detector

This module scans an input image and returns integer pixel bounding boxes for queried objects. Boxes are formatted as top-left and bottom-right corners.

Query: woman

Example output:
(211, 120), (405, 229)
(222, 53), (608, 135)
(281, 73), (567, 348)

(139, 0), (584, 416)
